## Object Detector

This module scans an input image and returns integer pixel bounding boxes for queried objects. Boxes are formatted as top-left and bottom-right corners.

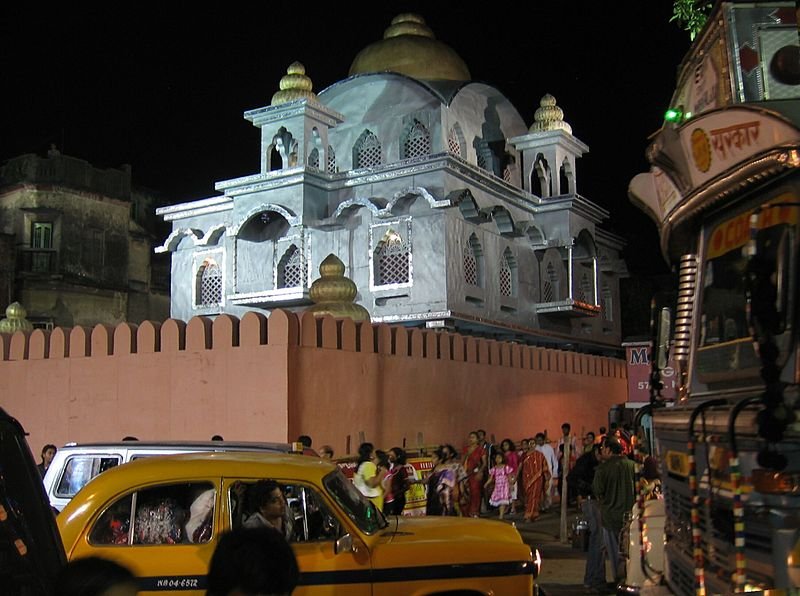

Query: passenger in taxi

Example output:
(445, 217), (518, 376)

(243, 480), (290, 539)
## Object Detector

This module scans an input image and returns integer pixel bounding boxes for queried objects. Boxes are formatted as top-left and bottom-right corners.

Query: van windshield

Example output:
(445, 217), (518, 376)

(323, 470), (387, 534)
(55, 456), (121, 498)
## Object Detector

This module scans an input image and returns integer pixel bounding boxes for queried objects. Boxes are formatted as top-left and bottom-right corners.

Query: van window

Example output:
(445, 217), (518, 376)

(230, 482), (340, 543)
(88, 482), (215, 546)
(55, 456), (121, 497)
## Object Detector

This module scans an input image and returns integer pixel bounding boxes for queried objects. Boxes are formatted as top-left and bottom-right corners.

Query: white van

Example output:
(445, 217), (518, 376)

(43, 440), (311, 512)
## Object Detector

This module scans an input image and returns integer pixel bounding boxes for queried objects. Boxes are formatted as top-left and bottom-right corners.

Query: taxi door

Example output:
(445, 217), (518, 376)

(224, 478), (372, 596)
(67, 479), (219, 595)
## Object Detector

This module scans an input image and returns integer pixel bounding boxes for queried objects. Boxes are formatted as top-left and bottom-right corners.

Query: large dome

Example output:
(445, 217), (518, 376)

(348, 14), (471, 82)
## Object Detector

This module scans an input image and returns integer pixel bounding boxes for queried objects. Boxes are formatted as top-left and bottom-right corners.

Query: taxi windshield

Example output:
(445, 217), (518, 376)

(323, 469), (387, 534)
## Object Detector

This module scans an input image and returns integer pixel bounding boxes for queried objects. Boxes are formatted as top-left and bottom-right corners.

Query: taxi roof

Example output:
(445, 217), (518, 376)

(67, 451), (337, 496)
(58, 440), (293, 451)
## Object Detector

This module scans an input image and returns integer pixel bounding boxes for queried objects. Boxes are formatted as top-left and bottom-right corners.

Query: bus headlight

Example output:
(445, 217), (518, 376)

(751, 468), (800, 494)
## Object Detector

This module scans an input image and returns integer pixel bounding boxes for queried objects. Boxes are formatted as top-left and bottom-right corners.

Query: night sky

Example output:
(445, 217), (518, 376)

(3, 4), (690, 275)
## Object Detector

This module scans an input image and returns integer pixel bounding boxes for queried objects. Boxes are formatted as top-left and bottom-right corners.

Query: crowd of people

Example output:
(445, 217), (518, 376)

(348, 423), (644, 594)
(349, 422), (639, 524)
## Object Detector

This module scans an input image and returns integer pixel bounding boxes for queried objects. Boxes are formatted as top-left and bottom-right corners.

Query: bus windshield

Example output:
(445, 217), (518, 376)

(696, 195), (797, 385)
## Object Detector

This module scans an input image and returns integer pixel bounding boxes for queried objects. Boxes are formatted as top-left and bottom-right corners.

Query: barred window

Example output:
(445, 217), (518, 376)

(503, 165), (513, 183)
(374, 230), (409, 286)
(542, 261), (558, 302)
(308, 148), (320, 170)
(499, 249), (517, 298)
(476, 152), (487, 171)
(601, 282), (613, 322)
(327, 145), (337, 172)
(354, 130), (381, 169)
(197, 260), (223, 307)
(402, 120), (431, 159)
(447, 126), (463, 157)
(578, 272), (593, 304)
(278, 245), (304, 289)
(463, 234), (483, 287)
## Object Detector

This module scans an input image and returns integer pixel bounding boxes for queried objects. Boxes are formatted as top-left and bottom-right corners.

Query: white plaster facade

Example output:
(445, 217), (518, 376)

(157, 18), (627, 353)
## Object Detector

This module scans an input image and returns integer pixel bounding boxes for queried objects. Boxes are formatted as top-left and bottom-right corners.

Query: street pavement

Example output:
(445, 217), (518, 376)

(481, 508), (620, 596)
(505, 509), (602, 595)
(482, 508), (673, 596)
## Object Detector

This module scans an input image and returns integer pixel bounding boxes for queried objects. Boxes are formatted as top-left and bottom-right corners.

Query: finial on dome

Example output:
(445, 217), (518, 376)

(0, 302), (33, 334)
(271, 62), (318, 106)
(383, 14), (435, 40)
(306, 254), (371, 321)
(529, 94), (573, 134)
(348, 13), (470, 81)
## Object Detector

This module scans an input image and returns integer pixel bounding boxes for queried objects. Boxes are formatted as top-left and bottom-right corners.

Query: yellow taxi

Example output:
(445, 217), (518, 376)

(58, 452), (539, 595)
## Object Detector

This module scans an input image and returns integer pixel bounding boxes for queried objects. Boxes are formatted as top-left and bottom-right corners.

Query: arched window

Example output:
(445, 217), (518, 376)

(578, 272), (593, 303)
(277, 245), (304, 289)
(463, 234), (484, 287)
(499, 248), (517, 298)
(308, 148), (320, 170)
(327, 145), (337, 173)
(269, 127), (293, 172)
(269, 146), (283, 171)
(402, 120), (431, 159)
(601, 281), (613, 322)
(196, 260), (223, 307)
(531, 154), (550, 197)
(447, 125), (464, 158)
(559, 161), (570, 195)
(374, 229), (409, 286)
(543, 261), (559, 302)
(354, 130), (382, 169)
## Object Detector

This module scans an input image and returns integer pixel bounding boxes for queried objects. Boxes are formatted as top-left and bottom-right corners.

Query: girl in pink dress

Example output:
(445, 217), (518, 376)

(485, 452), (514, 520)
(500, 438), (521, 514)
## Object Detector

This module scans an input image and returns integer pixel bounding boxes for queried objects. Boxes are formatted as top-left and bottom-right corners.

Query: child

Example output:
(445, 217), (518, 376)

(485, 451), (514, 520)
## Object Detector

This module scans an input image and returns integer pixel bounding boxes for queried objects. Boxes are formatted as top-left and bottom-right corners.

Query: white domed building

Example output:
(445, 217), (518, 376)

(157, 14), (627, 353)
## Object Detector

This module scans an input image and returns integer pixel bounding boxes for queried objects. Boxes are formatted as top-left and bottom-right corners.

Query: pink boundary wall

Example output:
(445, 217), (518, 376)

(0, 310), (627, 455)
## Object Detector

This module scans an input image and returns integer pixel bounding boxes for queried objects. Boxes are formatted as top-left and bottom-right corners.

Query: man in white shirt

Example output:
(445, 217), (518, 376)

(534, 433), (558, 510)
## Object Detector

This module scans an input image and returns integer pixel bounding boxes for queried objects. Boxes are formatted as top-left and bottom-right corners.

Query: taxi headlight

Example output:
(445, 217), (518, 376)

(533, 548), (542, 578)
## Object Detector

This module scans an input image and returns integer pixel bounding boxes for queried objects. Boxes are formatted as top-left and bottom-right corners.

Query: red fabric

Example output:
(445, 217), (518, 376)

(462, 445), (485, 516)
(522, 450), (550, 521)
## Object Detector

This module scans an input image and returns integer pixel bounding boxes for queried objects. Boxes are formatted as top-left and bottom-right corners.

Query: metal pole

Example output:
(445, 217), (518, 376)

(559, 436), (571, 543)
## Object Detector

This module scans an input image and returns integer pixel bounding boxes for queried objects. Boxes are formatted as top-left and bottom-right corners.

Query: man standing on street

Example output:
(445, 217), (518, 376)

(568, 443), (603, 591)
(592, 437), (635, 588)
(534, 433), (558, 511)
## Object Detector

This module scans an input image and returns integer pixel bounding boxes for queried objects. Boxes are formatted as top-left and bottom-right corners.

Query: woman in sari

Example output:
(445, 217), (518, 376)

(426, 448), (458, 516)
(461, 431), (487, 518)
(441, 444), (465, 515)
(521, 440), (551, 522)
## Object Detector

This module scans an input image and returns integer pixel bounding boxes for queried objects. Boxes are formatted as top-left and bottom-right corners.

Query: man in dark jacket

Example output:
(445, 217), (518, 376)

(568, 443), (604, 591)
(592, 437), (636, 587)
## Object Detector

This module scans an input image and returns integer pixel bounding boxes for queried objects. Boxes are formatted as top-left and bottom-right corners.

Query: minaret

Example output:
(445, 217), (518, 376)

(509, 94), (589, 199)
(243, 62), (344, 175)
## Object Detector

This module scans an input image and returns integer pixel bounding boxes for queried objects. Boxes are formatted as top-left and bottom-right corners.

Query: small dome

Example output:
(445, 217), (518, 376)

(306, 254), (370, 322)
(349, 14), (471, 81)
(0, 301), (33, 334)
(529, 94), (573, 134)
(271, 62), (318, 106)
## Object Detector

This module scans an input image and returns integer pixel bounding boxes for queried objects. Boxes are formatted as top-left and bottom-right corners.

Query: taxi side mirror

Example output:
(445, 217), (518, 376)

(334, 533), (354, 555)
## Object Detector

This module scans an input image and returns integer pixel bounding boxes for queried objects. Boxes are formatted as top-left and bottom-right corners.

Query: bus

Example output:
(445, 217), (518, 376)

(628, 2), (799, 594)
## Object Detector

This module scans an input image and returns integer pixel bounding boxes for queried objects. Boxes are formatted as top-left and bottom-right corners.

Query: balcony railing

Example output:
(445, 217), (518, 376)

(17, 248), (58, 274)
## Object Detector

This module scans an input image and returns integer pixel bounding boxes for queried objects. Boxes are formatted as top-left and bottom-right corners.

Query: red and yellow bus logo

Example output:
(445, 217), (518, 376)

(691, 128), (712, 173)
